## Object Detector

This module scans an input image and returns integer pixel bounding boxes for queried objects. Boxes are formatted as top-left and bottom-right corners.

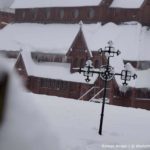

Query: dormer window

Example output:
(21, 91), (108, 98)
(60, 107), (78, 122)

(73, 58), (78, 67)
(94, 60), (99, 68)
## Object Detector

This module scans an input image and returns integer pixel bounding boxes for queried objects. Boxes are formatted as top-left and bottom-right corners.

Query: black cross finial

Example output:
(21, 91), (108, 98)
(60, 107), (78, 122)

(116, 65), (137, 86)
(79, 60), (94, 82)
(98, 41), (121, 58)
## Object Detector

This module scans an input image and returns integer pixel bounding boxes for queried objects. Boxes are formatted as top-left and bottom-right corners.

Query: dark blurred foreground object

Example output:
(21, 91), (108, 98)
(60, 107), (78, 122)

(0, 72), (9, 124)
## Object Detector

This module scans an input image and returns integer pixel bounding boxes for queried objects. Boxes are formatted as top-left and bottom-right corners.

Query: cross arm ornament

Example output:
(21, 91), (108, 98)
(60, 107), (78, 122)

(98, 41), (121, 58)
(77, 41), (137, 86)
(115, 70), (137, 86)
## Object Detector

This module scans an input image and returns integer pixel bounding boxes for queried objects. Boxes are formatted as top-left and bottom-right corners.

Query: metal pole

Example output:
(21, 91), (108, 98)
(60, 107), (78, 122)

(99, 76), (107, 135)
(78, 42), (137, 135)
(99, 53), (110, 135)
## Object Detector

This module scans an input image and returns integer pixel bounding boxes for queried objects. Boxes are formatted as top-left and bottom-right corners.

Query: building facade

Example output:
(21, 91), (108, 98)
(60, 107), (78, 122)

(0, 11), (14, 28)
(13, 0), (150, 26)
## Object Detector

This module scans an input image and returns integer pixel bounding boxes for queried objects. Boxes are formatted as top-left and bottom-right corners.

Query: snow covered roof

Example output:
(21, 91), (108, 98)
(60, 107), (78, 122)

(0, 8), (15, 13)
(0, 0), (15, 13)
(1, 22), (150, 61)
(20, 48), (98, 84)
(133, 69), (150, 88)
(0, 23), (79, 54)
(11, 0), (102, 8)
(112, 60), (150, 89)
(81, 22), (150, 89)
(110, 0), (144, 8)
(82, 22), (150, 61)
(0, 0), (14, 9)
(0, 22), (150, 87)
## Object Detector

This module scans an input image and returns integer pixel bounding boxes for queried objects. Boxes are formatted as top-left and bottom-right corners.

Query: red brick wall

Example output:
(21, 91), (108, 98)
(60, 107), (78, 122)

(110, 97), (150, 110)
(14, 1), (150, 26)
(110, 81), (150, 110)
(110, 96), (132, 107)
(67, 28), (91, 73)
(134, 99), (150, 110)
(27, 76), (94, 100)
(15, 6), (102, 24)
(15, 55), (27, 77)
(0, 11), (14, 28)
(140, 0), (150, 26)
(79, 83), (93, 100)
(92, 52), (107, 68)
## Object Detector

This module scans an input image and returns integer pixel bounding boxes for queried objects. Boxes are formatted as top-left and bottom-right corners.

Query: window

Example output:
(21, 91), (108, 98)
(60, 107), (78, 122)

(41, 79), (48, 87)
(60, 9), (64, 19)
(73, 58), (78, 67)
(46, 8), (51, 19)
(50, 80), (55, 88)
(55, 81), (60, 90)
(74, 9), (79, 18)
(89, 8), (95, 18)
(80, 59), (84, 68)
(64, 82), (69, 89)
(95, 60), (99, 68)
(40, 78), (69, 91)
(59, 81), (63, 89)
(31, 9), (37, 20)
(22, 11), (26, 19)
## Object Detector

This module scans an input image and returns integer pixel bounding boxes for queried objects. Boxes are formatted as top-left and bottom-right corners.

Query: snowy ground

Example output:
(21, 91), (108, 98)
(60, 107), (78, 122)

(0, 57), (150, 150)
(30, 94), (150, 150)
(2, 90), (150, 150)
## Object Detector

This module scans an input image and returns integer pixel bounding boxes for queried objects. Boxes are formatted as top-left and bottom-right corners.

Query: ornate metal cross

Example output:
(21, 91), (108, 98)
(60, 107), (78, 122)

(78, 41), (137, 135)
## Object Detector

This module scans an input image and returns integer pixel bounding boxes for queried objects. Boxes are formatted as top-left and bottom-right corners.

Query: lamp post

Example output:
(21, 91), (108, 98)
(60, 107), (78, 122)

(78, 41), (137, 135)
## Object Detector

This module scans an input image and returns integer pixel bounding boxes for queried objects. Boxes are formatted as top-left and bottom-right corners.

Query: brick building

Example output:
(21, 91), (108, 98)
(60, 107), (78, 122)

(0, 0), (150, 109)
(0, 0), (15, 28)
(0, 11), (14, 28)
(13, 24), (106, 100)
(8, 22), (149, 110)
(12, 0), (150, 26)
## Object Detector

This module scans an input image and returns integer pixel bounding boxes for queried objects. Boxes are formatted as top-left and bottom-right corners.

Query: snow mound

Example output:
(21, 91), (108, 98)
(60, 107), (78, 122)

(0, 56), (61, 150)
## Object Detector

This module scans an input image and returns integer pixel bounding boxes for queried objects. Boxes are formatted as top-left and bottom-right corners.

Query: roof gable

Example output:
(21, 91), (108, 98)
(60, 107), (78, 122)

(15, 52), (28, 76)
(67, 26), (90, 56)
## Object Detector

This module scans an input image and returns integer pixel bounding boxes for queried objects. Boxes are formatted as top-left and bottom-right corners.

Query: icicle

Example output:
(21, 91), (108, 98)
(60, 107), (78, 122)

(119, 85), (129, 93)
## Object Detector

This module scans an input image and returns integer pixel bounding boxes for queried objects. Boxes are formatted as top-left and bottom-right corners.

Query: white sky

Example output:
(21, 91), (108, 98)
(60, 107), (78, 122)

(0, 0), (14, 8)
